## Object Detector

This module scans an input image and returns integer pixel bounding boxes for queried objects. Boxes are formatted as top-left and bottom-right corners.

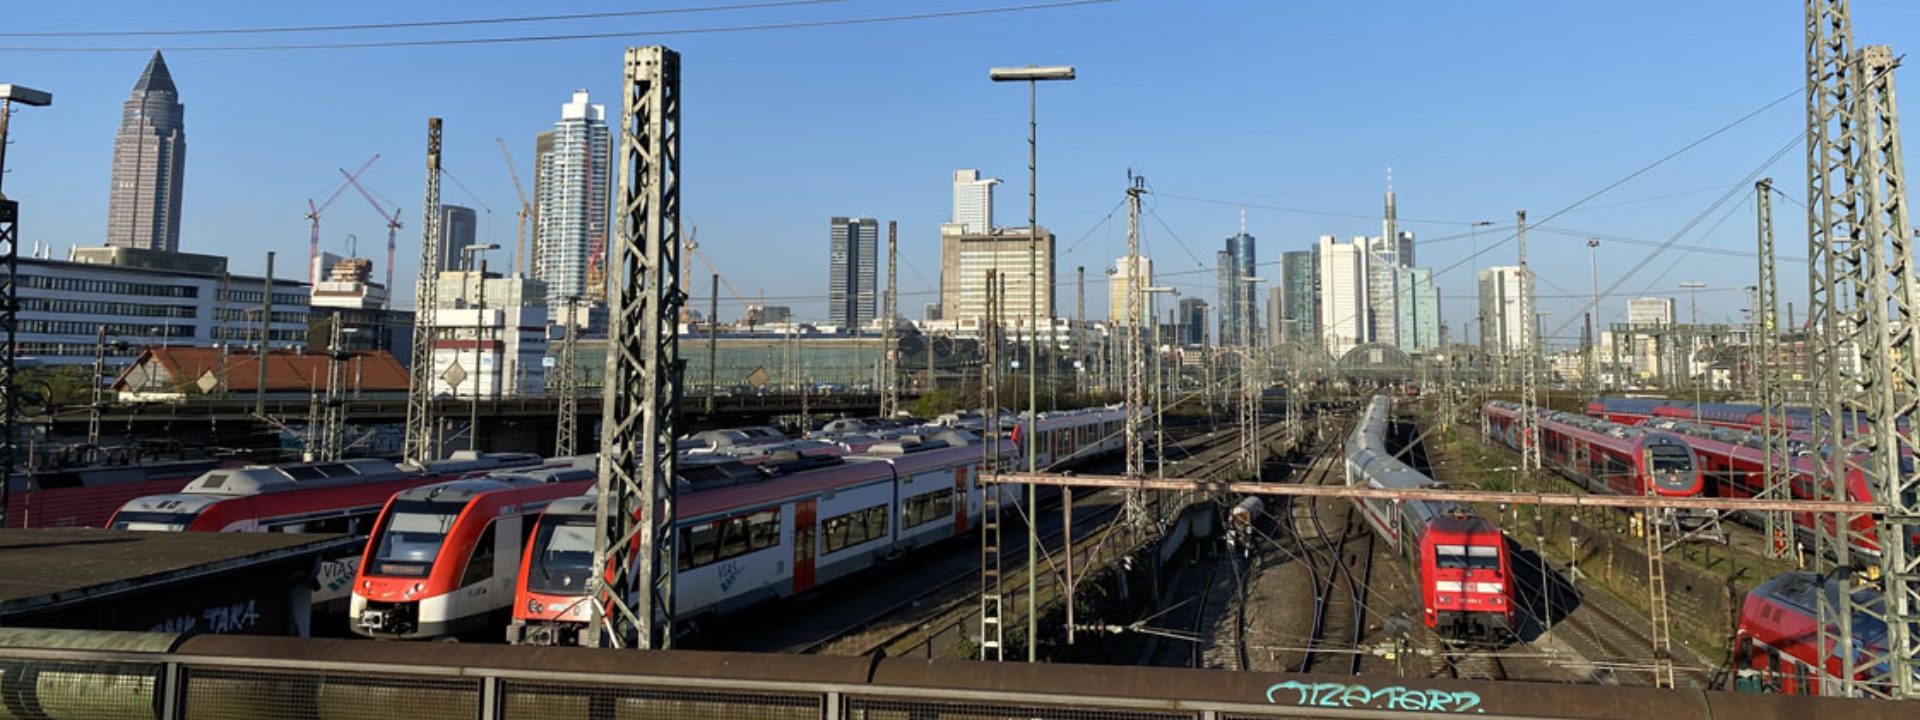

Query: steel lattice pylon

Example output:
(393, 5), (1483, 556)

(555, 295), (581, 457)
(1516, 211), (1541, 477)
(1123, 176), (1147, 530)
(586, 46), (683, 650)
(402, 119), (444, 464)
(0, 198), (16, 528)
(1756, 179), (1794, 559)
(880, 221), (899, 418)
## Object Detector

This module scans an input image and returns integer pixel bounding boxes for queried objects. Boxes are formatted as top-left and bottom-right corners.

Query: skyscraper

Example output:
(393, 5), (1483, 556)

(1318, 235), (1370, 358)
(951, 169), (1000, 234)
(1478, 266), (1529, 354)
(1394, 265), (1441, 352)
(1278, 250), (1318, 343)
(1216, 250), (1238, 345)
(438, 205), (477, 274)
(829, 217), (879, 330)
(1108, 256), (1151, 323)
(106, 51), (187, 252)
(1217, 231), (1258, 345)
(1177, 297), (1208, 346)
(532, 90), (612, 308)
(938, 225), (1056, 335)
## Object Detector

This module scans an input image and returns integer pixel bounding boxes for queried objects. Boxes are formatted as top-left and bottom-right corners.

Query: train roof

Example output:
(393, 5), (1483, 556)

(413, 450), (543, 475)
(179, 459), (410, 497)
(1750, 571), (1887, 645)
(1351, 396), (1478, 522)
(686, 426), (789, 449)
(393, 471), (576, 505)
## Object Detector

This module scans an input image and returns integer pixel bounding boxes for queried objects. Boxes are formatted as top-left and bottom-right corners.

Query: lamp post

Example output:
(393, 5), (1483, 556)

(462, 243), (499, 452)
(1143, 286), (1177, 481)
(1679, 281), (1705, 398)
(1587, 239), (1600, 392)
(992, 63), (1073, 664)
(0, 84), (54, 198)
(0, 83), (51, 530)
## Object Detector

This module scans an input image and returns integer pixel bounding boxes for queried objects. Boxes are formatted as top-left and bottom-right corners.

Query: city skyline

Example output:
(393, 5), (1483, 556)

(0, 1), (1906, 343)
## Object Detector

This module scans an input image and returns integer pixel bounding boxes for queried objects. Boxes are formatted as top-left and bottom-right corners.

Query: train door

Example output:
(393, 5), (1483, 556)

(954, 465), (970, 534)
(793, 500), (817, 593)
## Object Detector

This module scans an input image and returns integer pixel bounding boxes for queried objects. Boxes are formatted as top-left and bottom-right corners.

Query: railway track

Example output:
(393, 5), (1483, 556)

(1271, 411), (1371, 676)
(797, 422), (1259, 658)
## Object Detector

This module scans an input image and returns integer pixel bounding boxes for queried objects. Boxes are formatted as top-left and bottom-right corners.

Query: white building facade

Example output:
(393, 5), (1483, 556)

(533, 90), (612, 308)
(1317, 235), (1370, 358)
(1108, 256), (1152, 323)
(431, 273), (550, 398)
(1477, 266), (1530, 355)
(951, 169), (999, 234)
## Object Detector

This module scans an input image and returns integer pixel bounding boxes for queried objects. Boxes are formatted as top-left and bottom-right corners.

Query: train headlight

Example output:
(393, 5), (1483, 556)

(405, 583), (424, 598)
(527, 599), (545, 615)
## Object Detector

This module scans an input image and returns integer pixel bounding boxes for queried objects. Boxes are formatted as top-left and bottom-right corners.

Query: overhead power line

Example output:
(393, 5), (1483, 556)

(0, 0), (1147, 52)
(0, 0), (883, 37)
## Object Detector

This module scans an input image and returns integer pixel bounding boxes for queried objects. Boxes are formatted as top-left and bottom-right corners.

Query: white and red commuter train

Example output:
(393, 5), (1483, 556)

(107, 451), (548, 614)
(1734, 571), (1888, 697)
(350, 461), (598, 640)
(1347, 395), (1514, 639)
(6, 457), (229, 529)
(506, 406), (1127, 646)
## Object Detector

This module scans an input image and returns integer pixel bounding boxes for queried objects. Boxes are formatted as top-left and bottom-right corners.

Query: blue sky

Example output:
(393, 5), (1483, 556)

(2, 0), (1916, 347)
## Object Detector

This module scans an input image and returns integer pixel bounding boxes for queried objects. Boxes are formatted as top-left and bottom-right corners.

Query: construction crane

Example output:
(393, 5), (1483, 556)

(305, 155), (377, 283)
(496, 138), (533, 279)
(682, 227), (755, 322)
(339, 168), (403, 294)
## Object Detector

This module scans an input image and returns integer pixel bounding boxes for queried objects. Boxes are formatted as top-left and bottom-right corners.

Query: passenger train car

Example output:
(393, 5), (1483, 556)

(1347, 396), (1514, 639)
(1636, 417), (1905, 562)
(507, 406), (1127, 646)
(1585, 397), (1906, 436)
(350, 462), (597, 640)
(6, 457), (228, 529)
(1734, 571), (1888, 697)
(108, 451), (548, 614)
(1484, 402), (1709, 526)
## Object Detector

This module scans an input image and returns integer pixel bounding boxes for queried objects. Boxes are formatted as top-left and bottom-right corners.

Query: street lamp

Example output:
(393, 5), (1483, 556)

(1143, 286), (1177, 480)
(992, 63), (1073, 664)
(0, 83), (54, 198)
(461, 243), (500, 451)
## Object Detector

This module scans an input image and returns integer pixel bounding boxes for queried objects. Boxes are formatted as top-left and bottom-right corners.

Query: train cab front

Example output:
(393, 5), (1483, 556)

(507, 500), (597, 646)
(107, 495), (219, 532)
(351, 495), (467, 640)
(1427, 518), (1512, 639)
(1642, 434), (1711, 529)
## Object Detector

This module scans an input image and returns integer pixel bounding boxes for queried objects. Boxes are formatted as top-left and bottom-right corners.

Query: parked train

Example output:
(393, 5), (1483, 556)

(1484, 402), (1710, 527)
(1585, 397), (1908, 436)
(1347, 395), (1514, 639)
(1734, 571), (1888, 697)
(7, 457), (228, 529)
(107, 451), (551, 613)
(1636, 417), (1906, 563)
(350, 462), (598, 640)
(507, 406), (1128, 646)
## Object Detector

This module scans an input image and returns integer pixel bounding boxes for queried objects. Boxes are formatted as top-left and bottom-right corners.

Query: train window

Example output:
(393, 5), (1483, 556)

(111, 511), (195, 532)
(903, 491), (954, 529)
(1767, 648), (1783, 693)
(1649, 444), (1691, 471)
(822, 504), (888, 554)
(460, 523), (498, 587)
(718, 517), (751, 559)
(368, 499), (464, 577)
(1434, 544), (1501, 570)
(748, 510), (781, 551)
(532, 516), (596, 592)
(684, 523), (720, 568)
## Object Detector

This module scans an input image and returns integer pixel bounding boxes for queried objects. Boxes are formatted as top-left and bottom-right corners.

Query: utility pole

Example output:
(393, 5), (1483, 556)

(706, 272), (718, 414)
(555, 296), (580, 457)
(979, 268), (1003, 662)
(1516, 211), (1540, 479)
(1586, 239), (1600, 392)
(1755, 179), (1790, 559)
(1123, 174), (1148, 528)
(880, 220), (899, 418)
(256, 252), (274, 419)
(89, 326), (107, 450)
(1075, 265), (1085, 399)
(403, 118), (444, 464)
(322, 317), (349, 461)
(586, 46), (681, 651)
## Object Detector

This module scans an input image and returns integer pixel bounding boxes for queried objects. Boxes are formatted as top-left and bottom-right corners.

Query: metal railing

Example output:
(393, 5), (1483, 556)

(0, 630), (1883, 720)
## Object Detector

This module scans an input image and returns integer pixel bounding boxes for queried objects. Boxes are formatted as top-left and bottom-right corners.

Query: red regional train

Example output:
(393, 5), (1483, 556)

(6, 457), (229, 529)
(508, 406), (1128, 646)
(1484, 402), (1709, 527)
(108, 451), (550, 614)
(1585, 396), (1906, 436)
(350, 461), (598, 640)
(1347, 395), (1514, 639)
(1636, 417), (1905, 563)
(1733, 571), (1888, 697)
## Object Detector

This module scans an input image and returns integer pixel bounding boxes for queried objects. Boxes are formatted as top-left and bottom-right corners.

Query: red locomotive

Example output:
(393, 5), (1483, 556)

(1733, 571), (1887, 697)
(1349, 396), (1513, 638)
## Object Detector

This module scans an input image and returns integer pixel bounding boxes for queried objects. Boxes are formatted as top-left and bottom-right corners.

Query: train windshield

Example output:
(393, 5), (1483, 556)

(1649, 444), (1692, 472)
(1434, 544), (1500, 571)
(527, 515), (595, 595)
(367, 499), (465, 577)
(109, 511), (196, 532)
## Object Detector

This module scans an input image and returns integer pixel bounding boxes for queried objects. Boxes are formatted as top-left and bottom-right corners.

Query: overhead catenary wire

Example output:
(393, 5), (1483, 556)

(0, 0), (1149, 52)
(0, 0), (889, 37)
